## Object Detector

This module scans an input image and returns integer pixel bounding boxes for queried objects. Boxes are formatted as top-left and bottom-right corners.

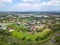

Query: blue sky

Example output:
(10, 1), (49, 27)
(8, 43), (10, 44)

(0, 0), (60, 12)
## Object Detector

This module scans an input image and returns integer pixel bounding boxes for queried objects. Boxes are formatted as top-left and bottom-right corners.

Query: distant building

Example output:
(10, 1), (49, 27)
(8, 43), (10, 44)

(9, 29), (14, 32)
(16, 22), (21, 26)
(0, 25), (7, 30)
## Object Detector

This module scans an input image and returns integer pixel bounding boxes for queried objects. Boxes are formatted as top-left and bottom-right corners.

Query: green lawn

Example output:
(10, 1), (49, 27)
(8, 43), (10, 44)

(11, 29), (53, 42)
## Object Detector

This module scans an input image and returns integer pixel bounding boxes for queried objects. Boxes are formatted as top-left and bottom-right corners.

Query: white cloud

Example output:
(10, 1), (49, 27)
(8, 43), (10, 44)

(0, 0), (12, 3)
(21, 0), (60, 6)
(21, 0), (40, 3)
(8, 3), (42, 11)
(10, 0), (60, 11)
(0, 2), (4, 7)
(47, 0), (60, 6)
(22, 0), (36, 2)
(0, 0), (12, 7)
(22, 0), (35, 2)
(0, 0), (60, 11)
(0, 2), (2, 4)
(16, 3), (42, 9)
(17, 0), (60, 11)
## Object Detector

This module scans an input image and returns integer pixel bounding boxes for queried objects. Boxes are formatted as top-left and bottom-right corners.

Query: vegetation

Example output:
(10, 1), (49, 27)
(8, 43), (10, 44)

(0, 14), (60, 45)
(48, 23), (60, 32)
(11, 29), (53, 42)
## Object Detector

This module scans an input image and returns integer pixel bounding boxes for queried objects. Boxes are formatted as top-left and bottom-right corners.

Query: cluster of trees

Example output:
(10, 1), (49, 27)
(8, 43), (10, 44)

(35, 29), (53, 41)
(7, 23), (29, 32)
(0, 30), (11, 35)
(0, 30), (10, 45)
(48, 23), (60, 32)
(36, 26), (47, 32)
(55, 36), (60, 45)
(0, 30), (24, 45)
(15, 26), (29, 32)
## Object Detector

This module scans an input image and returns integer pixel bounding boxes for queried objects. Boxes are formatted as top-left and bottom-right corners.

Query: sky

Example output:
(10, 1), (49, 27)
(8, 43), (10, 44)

(0, 0), (60, 12)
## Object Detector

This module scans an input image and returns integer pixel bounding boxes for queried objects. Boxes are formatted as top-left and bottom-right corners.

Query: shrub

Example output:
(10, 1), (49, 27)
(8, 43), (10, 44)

(27, 38), (32, 41)
(35, 36), (42, 41)
(21, 37), (26, 40)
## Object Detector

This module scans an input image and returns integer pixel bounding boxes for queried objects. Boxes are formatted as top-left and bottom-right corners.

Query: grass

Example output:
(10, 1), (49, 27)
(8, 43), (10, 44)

(11, 29), (53, 42)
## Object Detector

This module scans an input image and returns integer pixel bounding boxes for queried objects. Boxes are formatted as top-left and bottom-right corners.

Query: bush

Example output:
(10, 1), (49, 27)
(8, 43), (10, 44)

(10, 42), (20, 45)
(27, 38), (32, 41)
(55, 36), (60, 43)
(21, 37), (26, 40)
(35, 36), (43, 41)
(37, 30), (42, 32)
